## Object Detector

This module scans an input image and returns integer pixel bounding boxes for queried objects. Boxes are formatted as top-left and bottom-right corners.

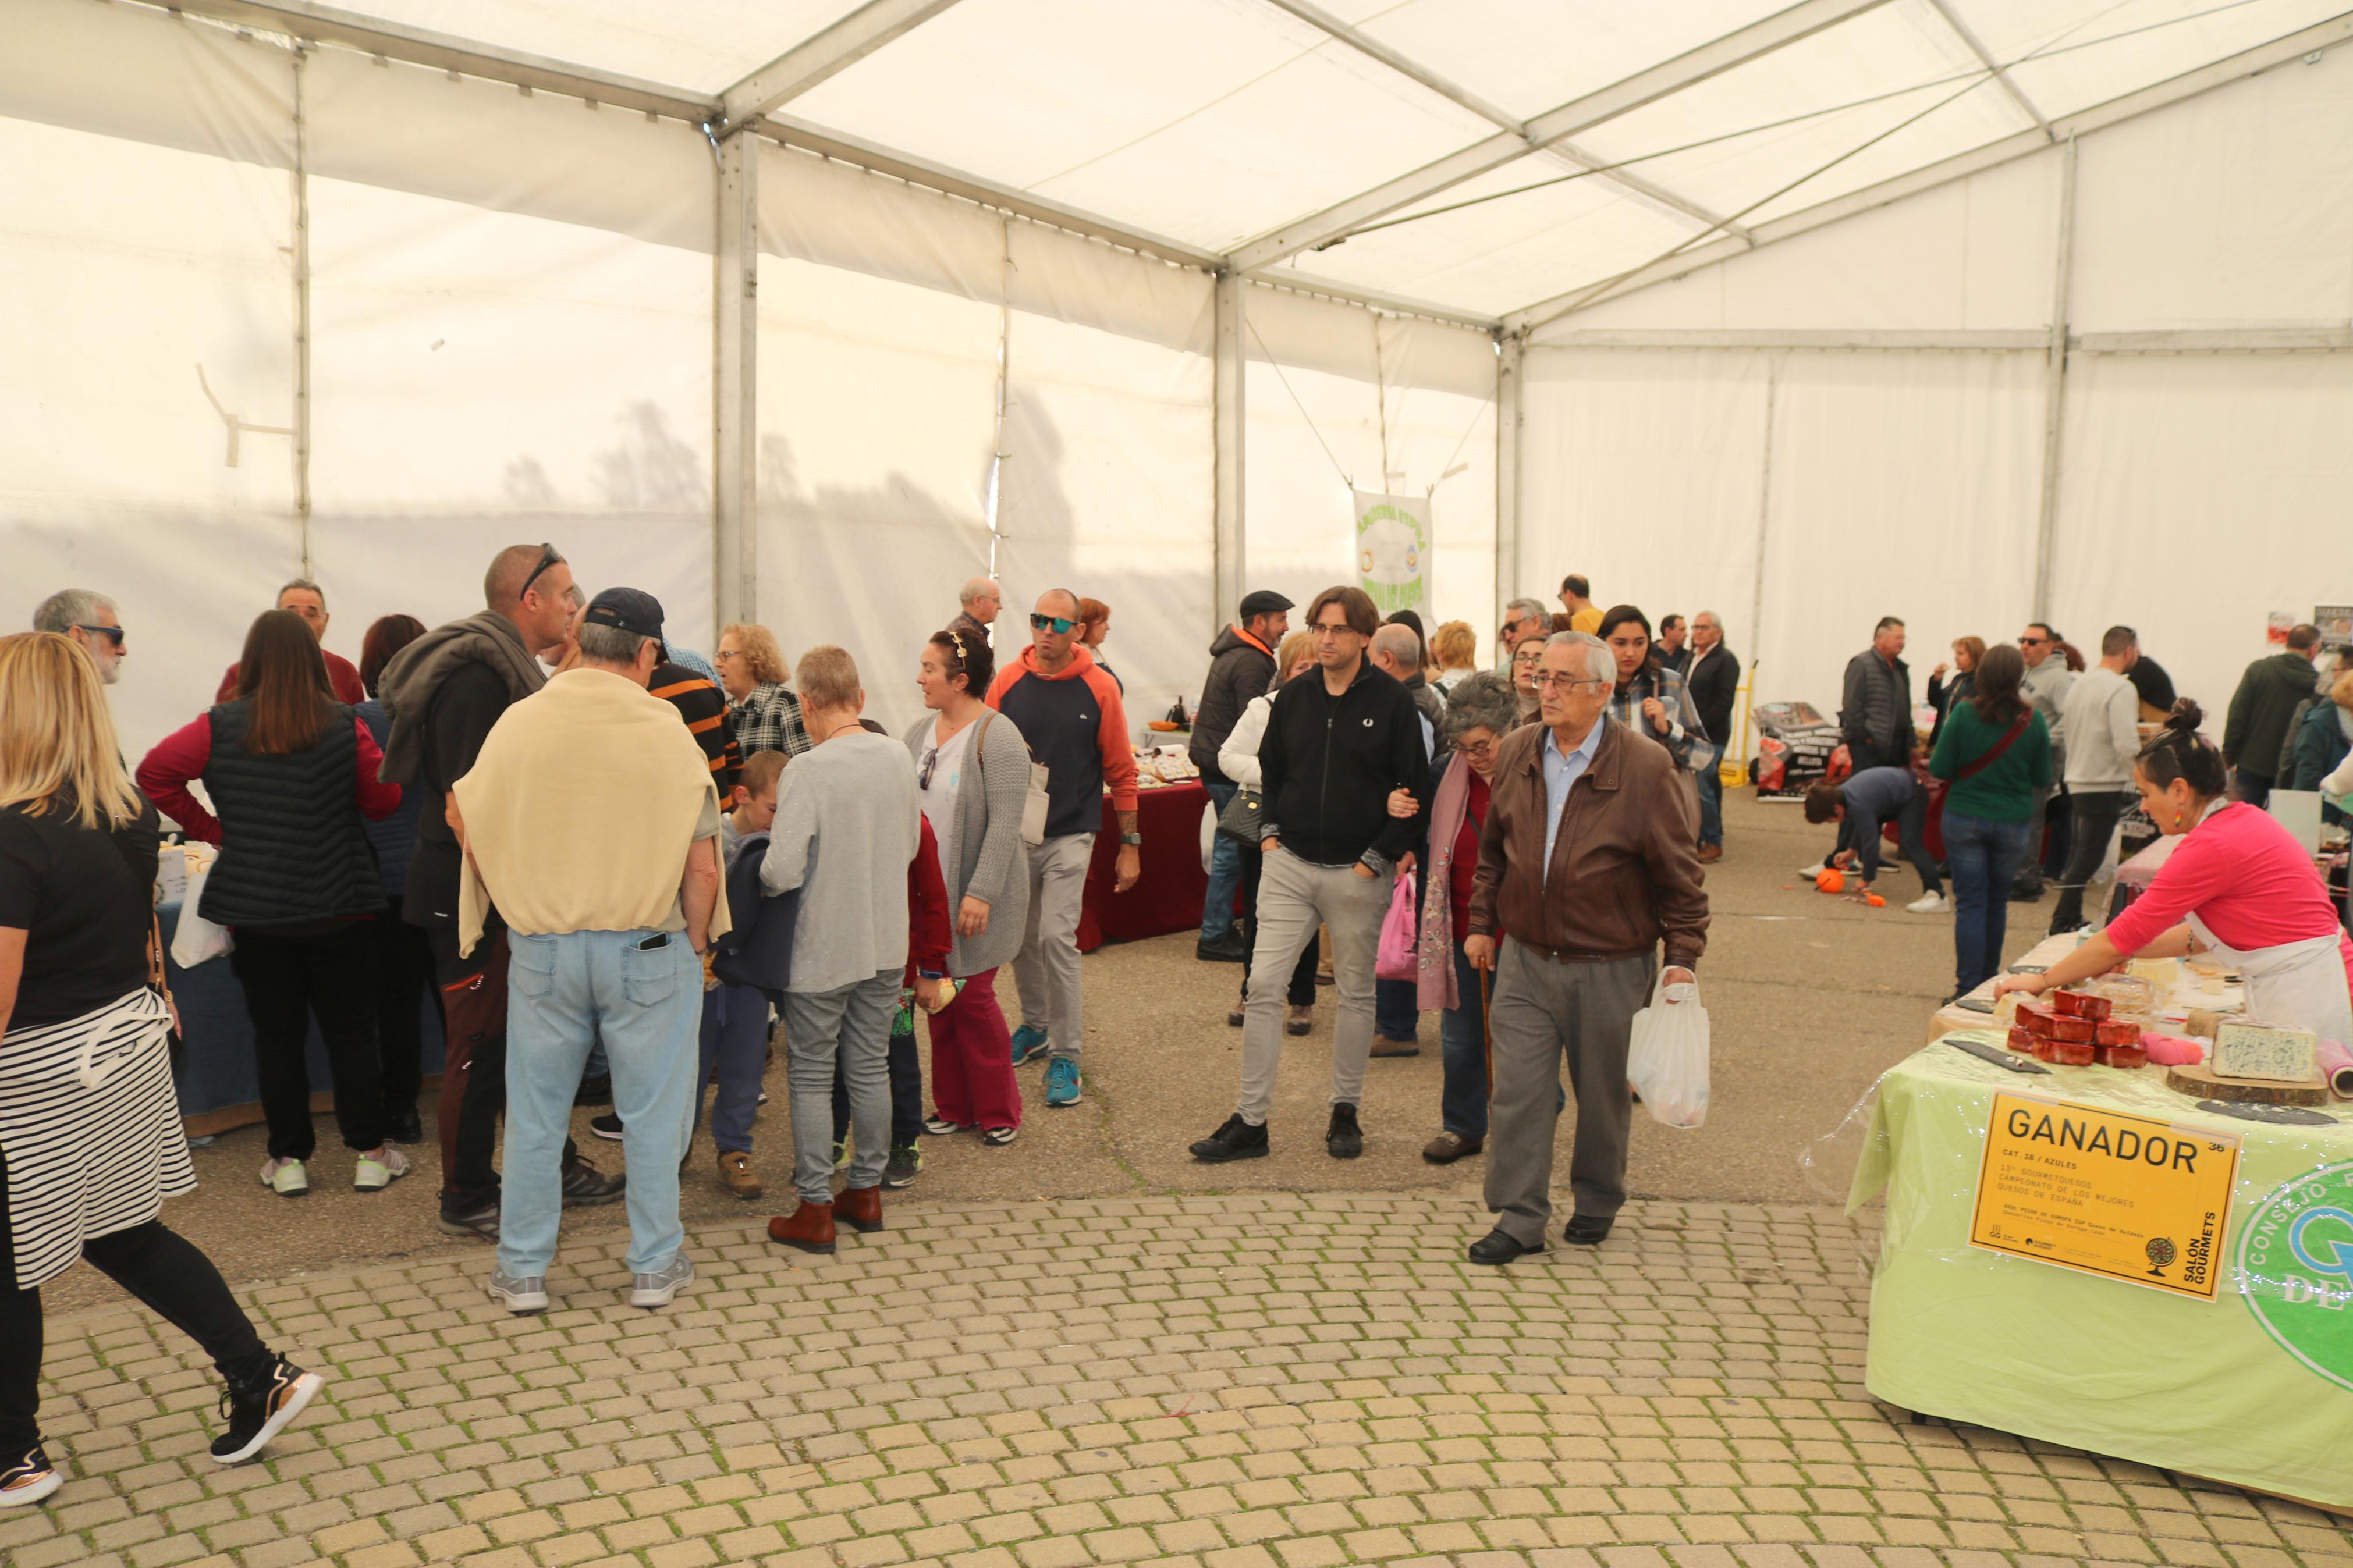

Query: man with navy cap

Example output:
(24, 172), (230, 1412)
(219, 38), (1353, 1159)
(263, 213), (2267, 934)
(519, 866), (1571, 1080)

(450, 586), (729, 1314)
(1191, 589), (1293, 961)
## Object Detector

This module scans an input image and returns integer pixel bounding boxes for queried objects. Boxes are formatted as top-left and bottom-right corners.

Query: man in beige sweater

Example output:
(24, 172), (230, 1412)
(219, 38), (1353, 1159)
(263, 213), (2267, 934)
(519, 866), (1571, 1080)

(452, 588), (726, 1316)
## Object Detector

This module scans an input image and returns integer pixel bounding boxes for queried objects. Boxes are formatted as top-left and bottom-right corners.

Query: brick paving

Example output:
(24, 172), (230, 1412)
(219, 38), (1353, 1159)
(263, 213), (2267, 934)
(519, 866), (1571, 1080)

(10, 1192), (2351, 1568)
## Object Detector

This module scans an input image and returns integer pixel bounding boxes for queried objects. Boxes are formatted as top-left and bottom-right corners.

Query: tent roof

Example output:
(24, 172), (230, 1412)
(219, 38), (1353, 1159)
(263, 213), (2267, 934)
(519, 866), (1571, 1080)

(182, 0), (2353, 326)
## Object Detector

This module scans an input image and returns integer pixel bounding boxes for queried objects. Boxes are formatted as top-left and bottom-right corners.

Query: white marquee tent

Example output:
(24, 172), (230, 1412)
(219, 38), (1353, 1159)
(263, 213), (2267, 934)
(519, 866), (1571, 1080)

(7, 0), (2351, 756)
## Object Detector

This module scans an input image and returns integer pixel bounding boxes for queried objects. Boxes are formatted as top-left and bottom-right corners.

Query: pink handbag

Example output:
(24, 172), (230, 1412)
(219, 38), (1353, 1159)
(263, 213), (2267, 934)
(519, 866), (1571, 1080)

(1375, 870), (1418, 982)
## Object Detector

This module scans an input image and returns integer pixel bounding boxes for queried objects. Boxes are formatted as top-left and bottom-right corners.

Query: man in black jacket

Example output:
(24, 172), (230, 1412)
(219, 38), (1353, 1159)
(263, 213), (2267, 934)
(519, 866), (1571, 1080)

(1189, 589), (1291, 961)
(1190, 586), (1427, 1166)
(1841, 616), (1914, 773)
(1684, 611), (1740, 863)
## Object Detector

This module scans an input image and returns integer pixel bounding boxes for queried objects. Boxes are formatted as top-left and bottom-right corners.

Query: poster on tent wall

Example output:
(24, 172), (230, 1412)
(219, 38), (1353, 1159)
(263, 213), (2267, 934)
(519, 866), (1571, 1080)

(1353, 491), (1430, 621)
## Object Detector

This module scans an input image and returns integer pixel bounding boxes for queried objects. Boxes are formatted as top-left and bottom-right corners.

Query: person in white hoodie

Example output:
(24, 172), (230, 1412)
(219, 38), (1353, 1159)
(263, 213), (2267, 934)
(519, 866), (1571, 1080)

(2049, 625), (2145, 933)
(1214, 630), (1320, 1036)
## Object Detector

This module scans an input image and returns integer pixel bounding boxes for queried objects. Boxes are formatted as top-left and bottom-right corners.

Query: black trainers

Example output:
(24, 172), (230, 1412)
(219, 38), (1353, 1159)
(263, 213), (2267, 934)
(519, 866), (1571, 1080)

(1188, 1114), (1269, 1164)
(588, 1112), (623, 1141)
(882, 1144), (922, 1189)
(0, 1443), (60, 1507)
(1326, 1103), (1363, 1160)
(560, 1155), (626, 1206)
(435, 1199), (499, 1240)
(210, 1356), (325, 1466)
(385, 1105), (424, 1144)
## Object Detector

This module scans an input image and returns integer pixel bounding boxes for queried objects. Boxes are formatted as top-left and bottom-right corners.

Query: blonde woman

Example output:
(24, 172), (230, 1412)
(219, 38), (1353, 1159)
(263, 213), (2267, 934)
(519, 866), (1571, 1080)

(1429, 621), (1479, 695)
(716, 622), (810, 757)
(0, 634), (323, 1506)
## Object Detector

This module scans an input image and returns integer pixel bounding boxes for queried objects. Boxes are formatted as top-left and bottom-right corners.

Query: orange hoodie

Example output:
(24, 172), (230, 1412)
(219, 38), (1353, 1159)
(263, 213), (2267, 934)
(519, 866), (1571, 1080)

(985, 643), (1138, 837)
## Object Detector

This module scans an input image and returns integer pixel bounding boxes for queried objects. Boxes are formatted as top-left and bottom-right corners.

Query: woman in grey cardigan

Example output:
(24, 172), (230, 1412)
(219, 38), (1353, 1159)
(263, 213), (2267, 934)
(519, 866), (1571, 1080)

(906, 629), (1032, 1142)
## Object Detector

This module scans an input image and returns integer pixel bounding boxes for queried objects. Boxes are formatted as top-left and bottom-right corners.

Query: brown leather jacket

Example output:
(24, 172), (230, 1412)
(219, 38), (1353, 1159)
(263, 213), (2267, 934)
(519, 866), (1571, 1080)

(1468, 715), (1710, 970)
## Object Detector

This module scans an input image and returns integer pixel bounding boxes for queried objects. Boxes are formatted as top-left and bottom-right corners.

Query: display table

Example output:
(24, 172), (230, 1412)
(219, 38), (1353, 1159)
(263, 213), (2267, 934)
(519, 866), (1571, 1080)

(161, 902), (444, 1136)
(1851, 1036), (2353, 1513)
(1928, 931), (2244, 1042)
(1077, 780), (1210, 951)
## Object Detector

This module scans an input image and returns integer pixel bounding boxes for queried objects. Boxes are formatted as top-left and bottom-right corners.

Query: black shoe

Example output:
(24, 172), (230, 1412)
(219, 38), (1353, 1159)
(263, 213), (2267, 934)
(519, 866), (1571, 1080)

(588, 1112), (623, 1141)
(1563, 1214), (1616, 1246)
(882, 1144), (922, 1190)
(385, 1105), (424, 1145)
(435, 1199), (499, 1241)
(1195, 930), (1248, 963)
(1325, 1103), (1362, 1160)
(560, 1155), (626, 1207)
(1467, 1228), (1543, 1266)
(210, 1356), (325, 1466)
(1189, 1114), (1269, 1163)
(2008, 874), (2044, 902)
(574, 1073), (613, 1107)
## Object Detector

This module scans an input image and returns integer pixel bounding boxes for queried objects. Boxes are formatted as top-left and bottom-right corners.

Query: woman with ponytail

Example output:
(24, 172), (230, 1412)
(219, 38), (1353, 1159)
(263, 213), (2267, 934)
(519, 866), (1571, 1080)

(1997, 701), (2353, 1046)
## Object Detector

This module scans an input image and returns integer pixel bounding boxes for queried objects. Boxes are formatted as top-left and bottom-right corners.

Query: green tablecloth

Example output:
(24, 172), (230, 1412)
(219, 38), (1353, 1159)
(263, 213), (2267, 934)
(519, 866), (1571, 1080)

(1851, 1033), (2353, 1510)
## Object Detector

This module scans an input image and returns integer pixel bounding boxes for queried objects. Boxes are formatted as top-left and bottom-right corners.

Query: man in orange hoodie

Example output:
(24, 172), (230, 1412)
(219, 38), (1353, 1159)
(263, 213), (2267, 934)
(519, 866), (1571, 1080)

(986, 589), (1138, 1107)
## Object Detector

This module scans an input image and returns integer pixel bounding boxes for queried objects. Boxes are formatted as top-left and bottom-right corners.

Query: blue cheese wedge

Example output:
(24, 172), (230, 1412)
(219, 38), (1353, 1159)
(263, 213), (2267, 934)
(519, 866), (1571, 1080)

(2212, 1021), (2317, 1082)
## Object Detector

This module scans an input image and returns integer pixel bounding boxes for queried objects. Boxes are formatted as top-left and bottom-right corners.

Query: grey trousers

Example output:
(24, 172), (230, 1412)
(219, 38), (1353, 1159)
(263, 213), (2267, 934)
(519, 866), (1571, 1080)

(1238, 846), (1390, 1124)
(1484, 940), (1655, 1245)
(782, 967), (899, 1206)
(1013, 833), (1094, 1061)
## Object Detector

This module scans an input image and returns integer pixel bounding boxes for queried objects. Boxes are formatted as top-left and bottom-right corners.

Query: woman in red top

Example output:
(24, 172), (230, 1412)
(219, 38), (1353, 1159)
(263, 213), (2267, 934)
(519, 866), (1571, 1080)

(137, 612), (405, 1198)
(1391, 672), (1519, 1165)
(1997, 701), (2353, 1045)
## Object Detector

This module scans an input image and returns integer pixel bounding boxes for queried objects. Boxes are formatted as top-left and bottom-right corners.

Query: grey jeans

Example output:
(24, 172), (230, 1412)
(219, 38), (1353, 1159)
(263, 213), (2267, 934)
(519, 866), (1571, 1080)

(1484, 940), (1655, 1245)
(781, 967), (900, 1206)
(1013, 833), (1094, 1061)
(1237, 846), (1390, 1125)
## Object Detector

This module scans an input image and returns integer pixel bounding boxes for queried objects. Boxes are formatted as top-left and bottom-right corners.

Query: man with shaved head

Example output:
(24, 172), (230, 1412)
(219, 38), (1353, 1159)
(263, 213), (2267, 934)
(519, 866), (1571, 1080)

(984, 589), (1137, 1108)
(951, 578), (1003, 646)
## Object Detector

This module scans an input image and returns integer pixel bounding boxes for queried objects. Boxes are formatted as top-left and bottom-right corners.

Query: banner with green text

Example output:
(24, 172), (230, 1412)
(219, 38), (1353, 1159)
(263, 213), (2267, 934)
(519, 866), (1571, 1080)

(1353, 490), (1429, 623)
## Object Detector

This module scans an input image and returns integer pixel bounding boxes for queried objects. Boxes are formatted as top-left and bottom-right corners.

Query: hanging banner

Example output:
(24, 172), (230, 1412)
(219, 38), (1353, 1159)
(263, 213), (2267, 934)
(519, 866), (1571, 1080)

(1353, 491), (1429, 620)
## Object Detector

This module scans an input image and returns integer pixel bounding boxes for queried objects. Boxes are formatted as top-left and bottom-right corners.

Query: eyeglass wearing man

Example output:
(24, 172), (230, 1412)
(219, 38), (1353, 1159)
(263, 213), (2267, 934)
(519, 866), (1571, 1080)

(1461, 631), (1709, 1264)
(31, 589), (126, 685)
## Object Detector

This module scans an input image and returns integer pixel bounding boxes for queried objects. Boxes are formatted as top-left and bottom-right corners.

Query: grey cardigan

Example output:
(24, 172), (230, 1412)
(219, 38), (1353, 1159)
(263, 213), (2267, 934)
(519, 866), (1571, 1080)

(906, 706), (1034, 977)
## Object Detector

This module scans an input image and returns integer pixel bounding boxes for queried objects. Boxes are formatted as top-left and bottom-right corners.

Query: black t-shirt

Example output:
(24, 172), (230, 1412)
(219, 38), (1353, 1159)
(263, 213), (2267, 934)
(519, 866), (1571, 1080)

(0, 796), (159, 1029)
(403, 660), (514, 930)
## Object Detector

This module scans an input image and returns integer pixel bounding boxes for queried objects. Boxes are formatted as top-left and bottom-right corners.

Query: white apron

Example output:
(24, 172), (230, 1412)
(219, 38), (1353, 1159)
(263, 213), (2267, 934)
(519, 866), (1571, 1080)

(2185, 912), (2353, 1050)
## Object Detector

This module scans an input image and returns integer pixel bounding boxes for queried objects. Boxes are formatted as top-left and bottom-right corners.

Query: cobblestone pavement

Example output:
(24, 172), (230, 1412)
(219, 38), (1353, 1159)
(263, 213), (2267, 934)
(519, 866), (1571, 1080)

(13, 1192), (2351, 1568)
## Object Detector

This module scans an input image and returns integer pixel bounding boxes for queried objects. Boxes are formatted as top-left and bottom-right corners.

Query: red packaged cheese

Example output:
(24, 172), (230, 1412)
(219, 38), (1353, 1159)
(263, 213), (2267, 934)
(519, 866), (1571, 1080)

(2006, 1026), (2037, 1054)
(2095, 1043), (2148, 1069)
(2046, 1039), (2096, 1066)
(2032, 1009), (2096, 1043)
(2094, 1018), (2142, 1047)
(2050, 989), (2111, 1021)
(2018, 1001), (2061, 1039)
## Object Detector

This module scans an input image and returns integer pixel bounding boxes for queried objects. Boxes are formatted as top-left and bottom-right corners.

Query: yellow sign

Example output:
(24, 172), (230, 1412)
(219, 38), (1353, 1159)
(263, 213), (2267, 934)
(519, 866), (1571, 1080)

(1969, 1090), (2242, 1300)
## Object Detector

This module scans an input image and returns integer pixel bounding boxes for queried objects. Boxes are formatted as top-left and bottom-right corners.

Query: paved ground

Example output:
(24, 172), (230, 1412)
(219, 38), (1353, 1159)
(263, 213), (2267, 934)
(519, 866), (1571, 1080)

(30, 790), (2350, 1563)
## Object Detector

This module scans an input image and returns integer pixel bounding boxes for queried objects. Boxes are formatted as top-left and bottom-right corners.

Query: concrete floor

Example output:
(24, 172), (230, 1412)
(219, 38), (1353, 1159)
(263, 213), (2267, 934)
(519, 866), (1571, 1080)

(49, 787), (2048, 1317)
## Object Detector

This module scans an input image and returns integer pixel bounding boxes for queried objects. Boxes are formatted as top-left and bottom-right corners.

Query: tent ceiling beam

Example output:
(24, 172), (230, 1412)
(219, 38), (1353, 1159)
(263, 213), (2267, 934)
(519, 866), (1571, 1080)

(1530, 329), (2046, 351)
(718, 0), (966, 134)
(2073, 327), (2353, 353)
(1223, 0), (1891, 273)
(163, 0), (716, 122)
(1507, 11), (2353, 335)
(1925, 0), (2052, 140)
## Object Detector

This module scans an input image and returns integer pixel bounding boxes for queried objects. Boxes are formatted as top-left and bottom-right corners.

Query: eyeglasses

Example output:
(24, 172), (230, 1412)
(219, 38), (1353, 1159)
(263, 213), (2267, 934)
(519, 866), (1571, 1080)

(1511, 652), (1542, 666)
(1030, 613), (1077, 634)
(1533, 672), (1607, 692)
(1311, 622), (1358, 638)
(1456, 737), (1496, 760)
(520, 542), (563, 598)
(714, 648), (743, 662)
(76, 624), (125, 647)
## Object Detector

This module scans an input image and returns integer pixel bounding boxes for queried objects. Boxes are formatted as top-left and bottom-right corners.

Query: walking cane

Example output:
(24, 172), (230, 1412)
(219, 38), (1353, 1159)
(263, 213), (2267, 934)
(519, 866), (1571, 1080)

(1479, 961), (1494, 1104)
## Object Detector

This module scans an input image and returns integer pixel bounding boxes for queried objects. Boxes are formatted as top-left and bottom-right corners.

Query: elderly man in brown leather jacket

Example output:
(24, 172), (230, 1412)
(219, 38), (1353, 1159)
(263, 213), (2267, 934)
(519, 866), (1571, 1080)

(1464, 630), (1710, 1263)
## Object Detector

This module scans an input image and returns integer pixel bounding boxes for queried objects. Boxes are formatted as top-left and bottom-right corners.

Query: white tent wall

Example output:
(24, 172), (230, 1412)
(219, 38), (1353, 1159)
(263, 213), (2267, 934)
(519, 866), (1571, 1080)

(1242, 286), (1499, 651)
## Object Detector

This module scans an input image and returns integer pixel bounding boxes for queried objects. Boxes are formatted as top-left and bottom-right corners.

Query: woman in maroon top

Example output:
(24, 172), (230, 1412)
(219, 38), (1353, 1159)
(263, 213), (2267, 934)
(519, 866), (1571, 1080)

(1393, 672), (1519, 1165)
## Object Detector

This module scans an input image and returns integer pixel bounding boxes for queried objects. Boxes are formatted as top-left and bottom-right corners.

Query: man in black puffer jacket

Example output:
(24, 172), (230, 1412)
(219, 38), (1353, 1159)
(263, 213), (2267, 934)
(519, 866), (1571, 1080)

(1190, 586), (1427, 1168)
(1188, 589), (1291, 961)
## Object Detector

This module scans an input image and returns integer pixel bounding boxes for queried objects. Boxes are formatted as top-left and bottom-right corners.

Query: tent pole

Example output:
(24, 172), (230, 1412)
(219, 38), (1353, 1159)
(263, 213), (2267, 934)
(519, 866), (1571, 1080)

(2032, 137), (2078, 624)
(1493, 332), (1522, 635)
(1213, 273), (1247, 633)
(1739, 352), (1781, 768)
(713, 130), (760, 629)
(291, 48), (313, 579)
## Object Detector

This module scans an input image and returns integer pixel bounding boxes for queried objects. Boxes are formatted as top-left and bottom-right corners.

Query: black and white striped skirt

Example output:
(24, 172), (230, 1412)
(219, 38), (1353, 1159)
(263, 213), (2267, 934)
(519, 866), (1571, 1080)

(0, 988), (193, 1290)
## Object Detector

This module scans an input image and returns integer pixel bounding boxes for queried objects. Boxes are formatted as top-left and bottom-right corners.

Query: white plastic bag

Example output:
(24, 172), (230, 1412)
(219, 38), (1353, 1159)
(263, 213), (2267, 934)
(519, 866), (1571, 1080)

(168, 855), (233, 968)
(1627, 970), (1709, 1128)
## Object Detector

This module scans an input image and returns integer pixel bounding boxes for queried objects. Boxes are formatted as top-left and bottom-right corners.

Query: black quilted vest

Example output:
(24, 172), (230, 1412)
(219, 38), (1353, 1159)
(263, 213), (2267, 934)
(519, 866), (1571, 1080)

(198, 701), (385, 927)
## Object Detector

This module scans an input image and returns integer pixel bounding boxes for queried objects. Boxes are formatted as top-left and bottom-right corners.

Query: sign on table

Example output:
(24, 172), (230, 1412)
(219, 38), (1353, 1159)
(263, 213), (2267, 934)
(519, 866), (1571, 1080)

(1968, 1090), (2241, 1301)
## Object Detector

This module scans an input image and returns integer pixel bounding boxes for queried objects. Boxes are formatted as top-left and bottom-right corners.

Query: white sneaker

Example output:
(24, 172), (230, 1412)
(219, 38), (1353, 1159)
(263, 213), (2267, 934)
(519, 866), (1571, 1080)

(488, 1269), (549, 1314)
(259, 1158), (308, 1197)
(354, 1147), (410, 1191)
(1908, 891), (1951, 915)
(1798, 862), (1826, 881)
(629, 1253), (694, 1309)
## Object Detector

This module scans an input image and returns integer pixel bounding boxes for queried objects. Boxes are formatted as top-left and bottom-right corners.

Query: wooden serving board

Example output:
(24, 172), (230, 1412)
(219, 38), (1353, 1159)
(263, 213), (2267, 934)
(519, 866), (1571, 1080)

(2167, 1062), (2330, 1106)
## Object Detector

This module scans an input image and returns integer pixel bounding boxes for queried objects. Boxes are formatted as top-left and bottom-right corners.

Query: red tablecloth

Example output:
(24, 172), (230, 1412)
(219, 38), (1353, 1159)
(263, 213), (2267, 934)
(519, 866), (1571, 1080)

(1077, 780), (1210, 952)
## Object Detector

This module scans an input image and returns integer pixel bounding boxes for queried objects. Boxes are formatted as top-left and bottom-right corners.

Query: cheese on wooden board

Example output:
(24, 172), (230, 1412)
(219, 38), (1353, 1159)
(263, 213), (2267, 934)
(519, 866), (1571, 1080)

(2212, 1021), (2317, 1082)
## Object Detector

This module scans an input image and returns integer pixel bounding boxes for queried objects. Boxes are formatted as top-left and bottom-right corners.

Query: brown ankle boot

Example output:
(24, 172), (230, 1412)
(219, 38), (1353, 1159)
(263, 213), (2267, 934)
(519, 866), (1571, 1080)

(768, 1200), (836, 1254)
(837, 1183), (883, 1235)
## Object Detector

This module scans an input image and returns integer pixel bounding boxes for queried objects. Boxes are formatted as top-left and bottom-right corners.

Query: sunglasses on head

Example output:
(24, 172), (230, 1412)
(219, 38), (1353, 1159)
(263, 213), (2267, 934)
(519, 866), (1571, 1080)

(520, 542), (563, 597)
(1030, 613), (1077, 634)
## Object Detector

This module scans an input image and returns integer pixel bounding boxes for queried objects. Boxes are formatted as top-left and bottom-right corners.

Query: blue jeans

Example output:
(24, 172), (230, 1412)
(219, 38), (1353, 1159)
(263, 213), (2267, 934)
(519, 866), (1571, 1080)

(1375, 977), (1421, 1042)
(1201, 782), (1245, 940)
(694, 983), (769, 1154)
(1695, 765), (1723, 848)
(1944, 812), (2033, 997)
(1439, 943), (1488, 1138)
(502, 929), (701, 1278)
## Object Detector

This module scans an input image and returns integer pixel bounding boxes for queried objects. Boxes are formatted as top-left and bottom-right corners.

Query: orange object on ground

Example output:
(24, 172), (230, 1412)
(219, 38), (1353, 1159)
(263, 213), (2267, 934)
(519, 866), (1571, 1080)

(1816, 868), (1843, 893)
(1865, 893), (1885, 908)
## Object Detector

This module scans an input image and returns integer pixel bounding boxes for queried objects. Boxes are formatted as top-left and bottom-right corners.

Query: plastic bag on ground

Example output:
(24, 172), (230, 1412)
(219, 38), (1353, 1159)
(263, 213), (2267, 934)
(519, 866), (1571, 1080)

(1627, 969), (1709, 1128)
(1375, 870), (1417, 982)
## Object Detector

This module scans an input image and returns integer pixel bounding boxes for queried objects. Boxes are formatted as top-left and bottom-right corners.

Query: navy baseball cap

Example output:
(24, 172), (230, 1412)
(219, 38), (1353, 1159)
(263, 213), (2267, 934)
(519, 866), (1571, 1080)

(582, 587), (665, 642)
